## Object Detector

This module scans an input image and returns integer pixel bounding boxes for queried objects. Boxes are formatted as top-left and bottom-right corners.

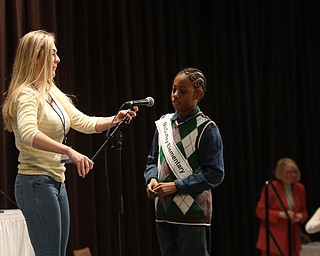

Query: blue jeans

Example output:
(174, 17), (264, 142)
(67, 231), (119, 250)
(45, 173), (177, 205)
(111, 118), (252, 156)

(15, 174), (70, 256)
(156, 222), (211, 256)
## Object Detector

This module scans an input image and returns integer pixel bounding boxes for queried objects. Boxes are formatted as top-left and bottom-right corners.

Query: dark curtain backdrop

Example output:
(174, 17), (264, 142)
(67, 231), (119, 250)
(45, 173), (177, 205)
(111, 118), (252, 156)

(1, 0), (320, 255)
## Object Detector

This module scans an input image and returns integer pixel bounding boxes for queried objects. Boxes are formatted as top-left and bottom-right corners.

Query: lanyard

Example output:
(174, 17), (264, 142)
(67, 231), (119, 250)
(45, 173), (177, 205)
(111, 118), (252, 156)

(46, 93), (67, 144)
(32, 84), (68, 144)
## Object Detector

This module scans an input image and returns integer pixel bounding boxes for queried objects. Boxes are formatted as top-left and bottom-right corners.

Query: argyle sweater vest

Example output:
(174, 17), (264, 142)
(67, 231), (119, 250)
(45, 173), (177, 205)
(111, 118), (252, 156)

(155, 112), (213, 225)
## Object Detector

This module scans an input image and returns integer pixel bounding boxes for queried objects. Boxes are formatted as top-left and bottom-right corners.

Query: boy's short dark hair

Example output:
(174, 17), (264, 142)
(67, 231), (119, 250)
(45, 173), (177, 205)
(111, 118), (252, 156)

(178, 67), (207, 94)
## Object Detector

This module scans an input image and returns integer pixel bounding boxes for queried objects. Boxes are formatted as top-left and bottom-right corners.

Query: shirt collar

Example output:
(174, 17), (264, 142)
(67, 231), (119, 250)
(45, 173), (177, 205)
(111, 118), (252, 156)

(171, 106), (201, 124)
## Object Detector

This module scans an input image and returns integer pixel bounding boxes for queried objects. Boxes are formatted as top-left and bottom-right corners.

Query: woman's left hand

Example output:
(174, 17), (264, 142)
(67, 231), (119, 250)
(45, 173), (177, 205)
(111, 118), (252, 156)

(66, 146), (94, 178)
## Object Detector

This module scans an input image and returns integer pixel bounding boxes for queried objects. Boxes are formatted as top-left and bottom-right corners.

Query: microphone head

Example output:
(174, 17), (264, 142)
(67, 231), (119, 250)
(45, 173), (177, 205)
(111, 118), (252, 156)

(146, 97), (155, 107)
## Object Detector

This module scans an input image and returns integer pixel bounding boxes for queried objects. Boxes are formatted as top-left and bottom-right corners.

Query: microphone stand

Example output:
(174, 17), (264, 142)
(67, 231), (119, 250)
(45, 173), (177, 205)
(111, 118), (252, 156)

(92, 116), (130, 256)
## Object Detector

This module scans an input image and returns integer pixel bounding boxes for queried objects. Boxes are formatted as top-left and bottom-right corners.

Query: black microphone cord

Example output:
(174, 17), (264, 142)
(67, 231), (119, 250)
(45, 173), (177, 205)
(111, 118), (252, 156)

(0, 189), (19, 208)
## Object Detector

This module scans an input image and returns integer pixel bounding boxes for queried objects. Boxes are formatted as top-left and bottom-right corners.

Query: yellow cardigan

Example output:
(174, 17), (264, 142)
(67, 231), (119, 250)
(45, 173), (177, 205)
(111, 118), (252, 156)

(13, 86), (99, 182)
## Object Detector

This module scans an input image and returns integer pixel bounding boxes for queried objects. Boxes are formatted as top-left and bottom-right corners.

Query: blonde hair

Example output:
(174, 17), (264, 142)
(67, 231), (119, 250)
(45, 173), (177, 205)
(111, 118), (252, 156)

(2, 30), (57, 131)
(275, 157), (301, 181)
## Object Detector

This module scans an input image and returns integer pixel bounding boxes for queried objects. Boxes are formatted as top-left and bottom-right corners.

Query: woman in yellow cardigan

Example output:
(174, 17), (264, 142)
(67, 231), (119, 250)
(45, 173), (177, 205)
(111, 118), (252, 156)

(2, 30), (137, 256)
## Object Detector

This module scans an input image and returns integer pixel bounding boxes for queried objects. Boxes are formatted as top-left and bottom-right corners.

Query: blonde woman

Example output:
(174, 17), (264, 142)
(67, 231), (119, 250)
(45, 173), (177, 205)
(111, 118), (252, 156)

(2, 30), (137, 256)
(256, 158), (308, 256)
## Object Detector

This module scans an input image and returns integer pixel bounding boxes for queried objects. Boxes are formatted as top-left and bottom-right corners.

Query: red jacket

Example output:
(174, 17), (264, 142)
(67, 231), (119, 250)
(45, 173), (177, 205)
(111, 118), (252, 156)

(256, 180), (308, 255)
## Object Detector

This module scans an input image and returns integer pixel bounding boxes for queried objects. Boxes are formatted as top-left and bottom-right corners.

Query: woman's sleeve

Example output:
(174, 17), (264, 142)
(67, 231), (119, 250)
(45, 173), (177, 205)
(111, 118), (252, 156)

(16, 89), (40, 146)
(52, 87), (99, 134)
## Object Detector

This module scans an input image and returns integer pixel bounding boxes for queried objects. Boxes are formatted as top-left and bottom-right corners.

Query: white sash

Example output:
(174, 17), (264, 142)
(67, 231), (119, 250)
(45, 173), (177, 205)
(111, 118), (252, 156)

(155, 114), (193, 179)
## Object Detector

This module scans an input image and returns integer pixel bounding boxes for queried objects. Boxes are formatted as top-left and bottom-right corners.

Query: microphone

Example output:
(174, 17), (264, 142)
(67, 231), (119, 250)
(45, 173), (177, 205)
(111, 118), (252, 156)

(124, 97), (154, 108)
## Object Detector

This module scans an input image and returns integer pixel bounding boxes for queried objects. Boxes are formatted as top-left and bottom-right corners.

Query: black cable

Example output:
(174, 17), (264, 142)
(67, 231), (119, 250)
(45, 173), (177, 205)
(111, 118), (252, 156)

(0, 189), (19, 208)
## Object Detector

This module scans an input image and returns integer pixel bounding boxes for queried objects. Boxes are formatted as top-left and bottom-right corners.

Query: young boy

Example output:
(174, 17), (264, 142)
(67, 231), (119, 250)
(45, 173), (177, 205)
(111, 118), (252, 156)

(144, 67), (225, 256)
